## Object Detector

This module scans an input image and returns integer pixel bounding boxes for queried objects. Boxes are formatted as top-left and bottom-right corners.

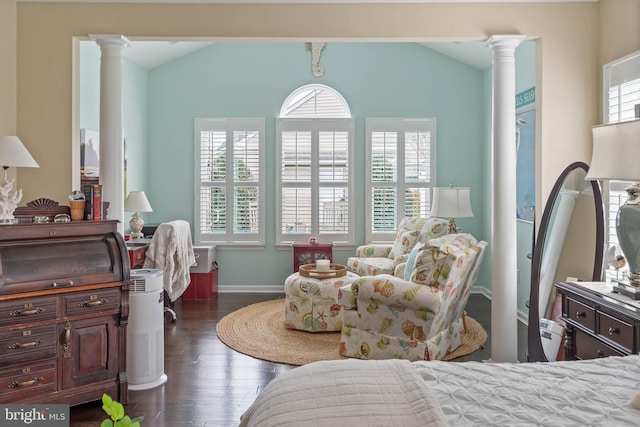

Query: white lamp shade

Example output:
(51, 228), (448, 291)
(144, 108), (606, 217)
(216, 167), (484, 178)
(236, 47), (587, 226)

(0, 136), (39, 168)
(585, 119), (640, 181)
(430, 186), (474, 218)
(124, 191), (153, 213)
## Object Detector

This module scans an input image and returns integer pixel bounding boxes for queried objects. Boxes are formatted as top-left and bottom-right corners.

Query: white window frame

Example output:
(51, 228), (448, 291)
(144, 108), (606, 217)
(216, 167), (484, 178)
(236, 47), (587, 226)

(194, 118), (265, 247)
(602, 50), (640, 281)
(365, 118), (437, 243)
(276, 118), (354, 246)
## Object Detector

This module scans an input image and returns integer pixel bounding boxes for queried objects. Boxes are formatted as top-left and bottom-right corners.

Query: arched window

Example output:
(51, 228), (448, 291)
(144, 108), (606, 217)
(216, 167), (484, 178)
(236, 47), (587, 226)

(280, 84), (351, 118)
(276, 84), (354, 245)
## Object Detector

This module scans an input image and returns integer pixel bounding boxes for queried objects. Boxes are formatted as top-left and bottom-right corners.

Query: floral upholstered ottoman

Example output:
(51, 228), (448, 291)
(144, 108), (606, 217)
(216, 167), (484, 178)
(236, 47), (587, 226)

(284, 271), (360, 332)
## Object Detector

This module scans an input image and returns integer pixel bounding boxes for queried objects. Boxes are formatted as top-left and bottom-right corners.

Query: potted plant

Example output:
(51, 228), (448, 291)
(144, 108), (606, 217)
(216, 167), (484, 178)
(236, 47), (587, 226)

(100, 394), (144, 427)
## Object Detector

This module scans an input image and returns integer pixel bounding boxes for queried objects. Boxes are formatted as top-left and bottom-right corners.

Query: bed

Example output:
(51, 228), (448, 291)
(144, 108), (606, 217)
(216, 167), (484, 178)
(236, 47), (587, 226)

(239, 355), (640, 426)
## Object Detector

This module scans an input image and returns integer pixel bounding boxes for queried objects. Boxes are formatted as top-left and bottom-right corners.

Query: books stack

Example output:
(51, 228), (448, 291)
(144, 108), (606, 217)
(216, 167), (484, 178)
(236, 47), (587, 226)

(612, 281), (640, 300)
(82, 184), (103, 221)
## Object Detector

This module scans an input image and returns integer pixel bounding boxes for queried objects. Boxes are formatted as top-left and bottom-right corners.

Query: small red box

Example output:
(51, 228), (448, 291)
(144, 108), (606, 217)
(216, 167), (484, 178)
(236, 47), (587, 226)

(292, 242), (333, 272)
(182, 262), (218, 300)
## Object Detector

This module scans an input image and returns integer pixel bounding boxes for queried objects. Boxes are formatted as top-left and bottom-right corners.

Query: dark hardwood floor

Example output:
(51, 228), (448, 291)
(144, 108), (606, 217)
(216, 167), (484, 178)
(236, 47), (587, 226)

(70, 292), (528, 427)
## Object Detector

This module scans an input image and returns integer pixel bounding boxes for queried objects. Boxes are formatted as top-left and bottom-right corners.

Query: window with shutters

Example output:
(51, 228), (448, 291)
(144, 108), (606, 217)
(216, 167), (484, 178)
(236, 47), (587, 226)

(276, 84), (354, 245)
(365, 118), (436, 242)
(194, 118), (265, 246)
(602, 50), (640, 281)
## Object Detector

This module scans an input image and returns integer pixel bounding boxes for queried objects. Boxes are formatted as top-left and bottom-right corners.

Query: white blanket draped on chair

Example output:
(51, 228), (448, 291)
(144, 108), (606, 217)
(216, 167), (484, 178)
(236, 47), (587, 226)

(143, 220), (196, 302)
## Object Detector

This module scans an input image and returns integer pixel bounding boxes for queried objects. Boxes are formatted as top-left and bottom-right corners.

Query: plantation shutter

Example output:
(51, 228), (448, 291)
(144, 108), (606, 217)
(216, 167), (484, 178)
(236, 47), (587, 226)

(195, 118), (264, 245)
(366, 118), (436, 243)
(276, 84), (354, 245)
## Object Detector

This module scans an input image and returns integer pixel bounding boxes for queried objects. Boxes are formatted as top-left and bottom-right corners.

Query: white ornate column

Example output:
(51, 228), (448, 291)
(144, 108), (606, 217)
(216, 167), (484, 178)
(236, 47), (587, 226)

(90, 34), (130, 235)
(486, 35), (526, 363)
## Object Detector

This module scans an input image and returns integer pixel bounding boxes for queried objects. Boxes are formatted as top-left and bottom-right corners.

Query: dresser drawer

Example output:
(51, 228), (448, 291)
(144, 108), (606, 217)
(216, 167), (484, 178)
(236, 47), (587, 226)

(574, 329), (624, 359)
(0, 325), (57, 365)
(0, 296), (59, 327)
(597, 311), (634, 353)
(64, 289), (121, 316)
(0, 360), (57, 402)
(566, 297), (596, 331)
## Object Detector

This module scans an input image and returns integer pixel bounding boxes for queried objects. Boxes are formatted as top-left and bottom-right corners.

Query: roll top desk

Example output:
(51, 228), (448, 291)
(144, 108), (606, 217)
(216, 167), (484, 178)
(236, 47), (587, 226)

(0, 221), (130, 405)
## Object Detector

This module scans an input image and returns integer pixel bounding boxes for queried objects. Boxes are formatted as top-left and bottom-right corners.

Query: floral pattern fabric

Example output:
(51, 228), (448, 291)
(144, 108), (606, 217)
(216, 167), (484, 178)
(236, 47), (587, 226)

(339, 238), (488, 361)
(285, 272), (360, 332)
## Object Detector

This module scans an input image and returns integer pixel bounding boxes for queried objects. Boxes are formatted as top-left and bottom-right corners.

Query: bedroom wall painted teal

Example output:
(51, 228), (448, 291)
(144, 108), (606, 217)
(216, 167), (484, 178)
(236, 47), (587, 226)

(144, 42), (484, 289)
(80, 41), (536, 293)
(515, 41), (536, 318)
(80, 43), (100, 133)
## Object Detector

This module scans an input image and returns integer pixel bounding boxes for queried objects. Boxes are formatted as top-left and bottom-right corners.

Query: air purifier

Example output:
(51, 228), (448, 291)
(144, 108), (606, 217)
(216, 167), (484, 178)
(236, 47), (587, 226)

(128, 268), (167, 390)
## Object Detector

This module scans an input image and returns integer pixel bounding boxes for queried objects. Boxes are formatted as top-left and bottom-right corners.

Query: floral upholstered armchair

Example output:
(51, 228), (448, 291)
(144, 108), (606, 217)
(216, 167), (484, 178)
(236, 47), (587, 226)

(346, 217), (449, 277)
(338, 233), (488, 361)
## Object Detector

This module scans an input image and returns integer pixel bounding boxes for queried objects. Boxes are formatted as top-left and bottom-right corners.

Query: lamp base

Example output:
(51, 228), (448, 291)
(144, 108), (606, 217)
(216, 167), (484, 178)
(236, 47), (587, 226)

(612, 280), (640, 300)
(447, 217), (461, 234)
(129, 212), (144, 239)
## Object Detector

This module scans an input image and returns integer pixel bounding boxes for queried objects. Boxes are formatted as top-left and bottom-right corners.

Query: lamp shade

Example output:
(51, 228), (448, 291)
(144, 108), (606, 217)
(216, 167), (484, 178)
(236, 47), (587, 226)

(430, 186), (474, 218)
(124, 191), (153, 213)
(0, 136), (39, 168)
(585, 119), (640, 181)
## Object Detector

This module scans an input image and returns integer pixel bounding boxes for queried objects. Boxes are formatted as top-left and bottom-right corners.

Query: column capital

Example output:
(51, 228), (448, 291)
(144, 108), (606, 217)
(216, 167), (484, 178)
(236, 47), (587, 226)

(89, 34), (131, 49)
(484, 34), (527, 49)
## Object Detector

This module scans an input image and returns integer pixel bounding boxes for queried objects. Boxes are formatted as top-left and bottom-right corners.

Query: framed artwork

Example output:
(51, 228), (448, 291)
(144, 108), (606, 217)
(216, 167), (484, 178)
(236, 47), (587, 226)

(516, 108), (535, 222)
(80, 129), (100, 178)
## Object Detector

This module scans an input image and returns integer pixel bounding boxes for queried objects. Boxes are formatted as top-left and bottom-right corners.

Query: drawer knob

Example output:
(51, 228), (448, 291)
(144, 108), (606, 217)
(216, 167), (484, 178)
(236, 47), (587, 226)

(608, 327), (619, 336)
(575, 311), (586, 318)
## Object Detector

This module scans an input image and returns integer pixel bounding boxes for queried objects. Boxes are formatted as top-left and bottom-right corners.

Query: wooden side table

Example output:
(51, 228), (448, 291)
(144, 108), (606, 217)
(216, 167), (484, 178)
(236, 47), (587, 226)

(292, 242), (333, 272)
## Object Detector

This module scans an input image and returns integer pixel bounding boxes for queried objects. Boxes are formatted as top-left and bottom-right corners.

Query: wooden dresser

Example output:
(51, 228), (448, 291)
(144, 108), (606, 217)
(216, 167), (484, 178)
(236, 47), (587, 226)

(556, 281), (640, 360)
(0, 221), (130, 405)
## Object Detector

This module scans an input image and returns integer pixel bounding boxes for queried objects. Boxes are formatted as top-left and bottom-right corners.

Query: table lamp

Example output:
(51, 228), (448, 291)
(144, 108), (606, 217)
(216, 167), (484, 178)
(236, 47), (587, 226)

(124, 191), (153, 239)
(430, 184), (474, 234)
(0, 136), (40, 224)
(585, 118), (640, 299)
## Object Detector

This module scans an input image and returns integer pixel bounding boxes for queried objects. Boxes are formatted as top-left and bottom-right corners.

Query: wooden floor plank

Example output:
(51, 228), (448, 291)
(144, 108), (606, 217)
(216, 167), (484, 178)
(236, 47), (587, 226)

(70, 292), (527, 426)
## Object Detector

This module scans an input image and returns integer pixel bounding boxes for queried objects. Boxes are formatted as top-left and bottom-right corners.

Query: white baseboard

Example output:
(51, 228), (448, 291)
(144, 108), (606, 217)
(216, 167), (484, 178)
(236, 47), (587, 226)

(219, 283), (530, 326)
(218, 284), (284, 293)
(471, 285), (529, 327)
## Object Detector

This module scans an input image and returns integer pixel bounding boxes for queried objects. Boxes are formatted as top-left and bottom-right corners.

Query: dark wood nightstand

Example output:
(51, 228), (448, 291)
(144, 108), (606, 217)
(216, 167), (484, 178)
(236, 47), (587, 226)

(556, 281), (640, 360)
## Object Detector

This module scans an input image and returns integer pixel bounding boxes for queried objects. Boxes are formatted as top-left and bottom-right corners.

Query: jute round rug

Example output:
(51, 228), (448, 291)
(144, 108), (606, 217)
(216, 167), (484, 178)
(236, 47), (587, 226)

(216, 298), (487, 366)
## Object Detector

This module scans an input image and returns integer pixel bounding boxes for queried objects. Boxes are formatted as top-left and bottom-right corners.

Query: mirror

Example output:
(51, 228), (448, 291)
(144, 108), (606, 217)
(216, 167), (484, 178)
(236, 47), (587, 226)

(527, 161), (605, 362)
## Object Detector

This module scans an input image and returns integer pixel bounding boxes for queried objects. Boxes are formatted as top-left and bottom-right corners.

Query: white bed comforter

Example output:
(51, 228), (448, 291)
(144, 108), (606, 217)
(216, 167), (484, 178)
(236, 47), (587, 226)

(239, 358), (449, 427)
(239, 355), (640, 427)
(415, 355), (640, 426)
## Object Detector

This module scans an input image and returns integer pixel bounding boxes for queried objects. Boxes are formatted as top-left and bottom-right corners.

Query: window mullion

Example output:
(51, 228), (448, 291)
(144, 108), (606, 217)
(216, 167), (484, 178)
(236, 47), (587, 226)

(310, 123), (320, 236)
(397, 122), (407, 220)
